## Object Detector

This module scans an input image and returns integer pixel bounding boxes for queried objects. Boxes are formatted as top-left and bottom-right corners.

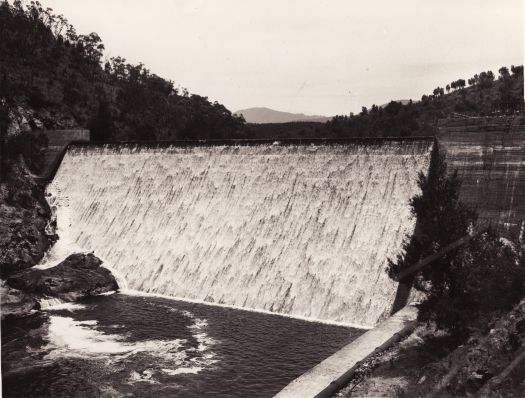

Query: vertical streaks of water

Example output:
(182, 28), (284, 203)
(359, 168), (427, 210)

(48, 142), (432, 327)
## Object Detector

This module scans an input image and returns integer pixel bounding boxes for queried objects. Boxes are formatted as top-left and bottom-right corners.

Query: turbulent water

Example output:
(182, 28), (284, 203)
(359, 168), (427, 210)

(2, 294), (363, 398)
(45, 141), (432, 327)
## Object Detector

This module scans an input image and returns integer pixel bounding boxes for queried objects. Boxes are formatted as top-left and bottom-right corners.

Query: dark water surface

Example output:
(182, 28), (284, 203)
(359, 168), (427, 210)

(2, 294), (364, 398)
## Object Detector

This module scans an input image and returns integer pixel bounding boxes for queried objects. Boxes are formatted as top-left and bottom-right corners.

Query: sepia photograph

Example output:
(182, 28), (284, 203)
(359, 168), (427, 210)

(0, 0), (524, 397)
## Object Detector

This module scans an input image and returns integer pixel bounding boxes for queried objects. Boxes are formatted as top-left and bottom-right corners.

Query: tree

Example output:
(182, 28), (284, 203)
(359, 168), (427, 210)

(110, 56), (127, 80)
(478, 71), (495, 89)
(511, 65), (523, 76)
(498, 66), (510, 80)
(388, 153), (525, 337)
(78, 32), (104, 64)
(498, 67), (519, 113)
(65, 24), (77, 42)
(387, 153), (476, 330)
(446, 84), (450, 93)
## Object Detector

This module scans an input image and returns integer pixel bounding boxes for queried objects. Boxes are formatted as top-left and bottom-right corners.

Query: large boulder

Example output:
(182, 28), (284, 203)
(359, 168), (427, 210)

(0, 280), (39, 319)
(6, 253), (118, 302)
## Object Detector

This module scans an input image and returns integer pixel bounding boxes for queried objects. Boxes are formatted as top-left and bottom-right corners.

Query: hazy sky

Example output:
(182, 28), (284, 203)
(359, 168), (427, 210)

(44, 0), (523, 115)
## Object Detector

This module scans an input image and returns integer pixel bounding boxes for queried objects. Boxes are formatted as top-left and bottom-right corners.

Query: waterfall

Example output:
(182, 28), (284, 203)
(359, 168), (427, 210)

(46, 141), (433, 327)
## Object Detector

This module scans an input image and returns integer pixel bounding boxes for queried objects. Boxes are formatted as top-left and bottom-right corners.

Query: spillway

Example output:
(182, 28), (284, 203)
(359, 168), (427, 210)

(45, 140), (433, 327)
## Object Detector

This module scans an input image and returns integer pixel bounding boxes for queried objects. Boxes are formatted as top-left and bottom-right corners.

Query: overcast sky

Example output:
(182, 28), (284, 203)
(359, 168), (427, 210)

(43, 0), (523, 116)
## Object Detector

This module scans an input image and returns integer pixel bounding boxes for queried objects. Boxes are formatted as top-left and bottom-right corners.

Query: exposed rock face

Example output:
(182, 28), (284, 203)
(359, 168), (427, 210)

(0, 280), (39, 319)
(7, 103), (79, 137)
(0, 162), (57, 277)
(6, 253), (118, 302)
(438, 116), (525, 236)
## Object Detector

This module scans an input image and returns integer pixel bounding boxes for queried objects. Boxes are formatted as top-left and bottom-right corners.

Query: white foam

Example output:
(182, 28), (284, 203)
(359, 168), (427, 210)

(97, 290), (117, 296)
(39, 298), (86, 312)
(46, 316), (135, 355)
(45, 316), (186, 357)
(128, 370), (157, 384)
(192, 332), (216, 353)
(161, 367), (203, 375)
(44, 314), (218, 376)
(39, 297), (64, 308)
(188, 318), (208, 329)
(181, 310), (194, 318)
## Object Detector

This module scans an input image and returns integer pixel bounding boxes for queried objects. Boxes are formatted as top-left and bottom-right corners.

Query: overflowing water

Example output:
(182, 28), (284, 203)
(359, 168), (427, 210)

(45, 141), (432, 327)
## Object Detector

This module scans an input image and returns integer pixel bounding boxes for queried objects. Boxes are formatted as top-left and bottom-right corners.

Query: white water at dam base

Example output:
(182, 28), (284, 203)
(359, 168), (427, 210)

(44, 141), (432, 328)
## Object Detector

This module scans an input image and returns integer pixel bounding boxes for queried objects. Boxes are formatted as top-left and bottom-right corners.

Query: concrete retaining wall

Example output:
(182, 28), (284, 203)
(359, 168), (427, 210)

(438, 116), (525, 235)
(275, 306), (418, 397)
(37, 129), (90, 175)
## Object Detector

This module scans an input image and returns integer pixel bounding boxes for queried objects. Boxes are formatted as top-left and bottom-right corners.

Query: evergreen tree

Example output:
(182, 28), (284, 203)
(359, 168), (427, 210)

(388, 152), (525, 337)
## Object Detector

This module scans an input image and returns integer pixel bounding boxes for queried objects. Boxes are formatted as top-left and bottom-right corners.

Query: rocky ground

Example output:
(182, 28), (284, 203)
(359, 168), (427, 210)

(1, 153), (118, 319)
(2, 253), (118, 319)
(335, 300), (525, 397)
(0, 280), (39, 318)
(0, 160), (57, 277)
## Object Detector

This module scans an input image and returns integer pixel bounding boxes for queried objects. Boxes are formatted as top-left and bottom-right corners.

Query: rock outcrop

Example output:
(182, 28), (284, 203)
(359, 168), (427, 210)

(0, 161), (57, 277)
(6, 253), (118, 302)
(0, 280), (39, 319)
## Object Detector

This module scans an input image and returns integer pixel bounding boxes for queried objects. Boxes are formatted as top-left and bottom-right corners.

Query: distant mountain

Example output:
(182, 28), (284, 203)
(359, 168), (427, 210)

(235, 107), (331, 124)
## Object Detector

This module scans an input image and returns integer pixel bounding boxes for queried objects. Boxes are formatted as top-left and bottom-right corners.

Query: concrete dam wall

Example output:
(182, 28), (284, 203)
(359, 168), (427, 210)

(438, 117), (525, 234)
(32, 129), (90, 179)
(44, 140), (433, 327)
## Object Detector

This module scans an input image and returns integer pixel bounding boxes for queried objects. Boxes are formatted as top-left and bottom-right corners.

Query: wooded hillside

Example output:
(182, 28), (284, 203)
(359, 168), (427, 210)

(0, 0), (244, 141)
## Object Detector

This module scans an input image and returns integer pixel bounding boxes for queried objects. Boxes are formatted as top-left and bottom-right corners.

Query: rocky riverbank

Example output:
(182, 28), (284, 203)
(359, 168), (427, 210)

(1, 154), (118, 319)
(0, 281), (39, 319)
(2, 253), (118, 320)
(0, 160), (56, 277)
